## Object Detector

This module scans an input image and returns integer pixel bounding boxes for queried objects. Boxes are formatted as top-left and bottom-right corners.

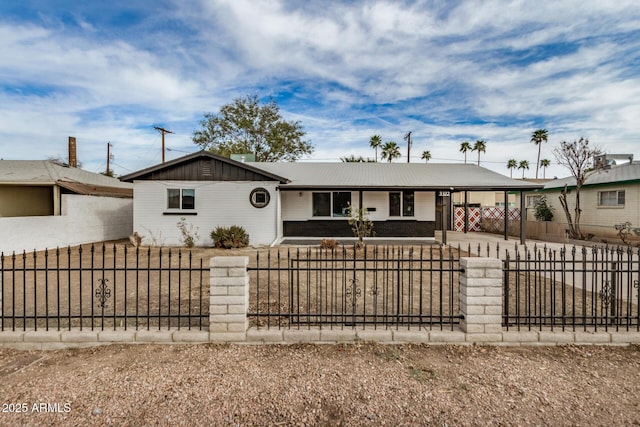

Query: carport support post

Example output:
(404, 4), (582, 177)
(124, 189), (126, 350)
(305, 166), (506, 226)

(441, 192), (449, 244)
(504, 190), (509, 240)
(459, 257), (503, 338)
(464, 191), (469, 233)
(209, 257), (249, 342)
(520, 190), (526, 244)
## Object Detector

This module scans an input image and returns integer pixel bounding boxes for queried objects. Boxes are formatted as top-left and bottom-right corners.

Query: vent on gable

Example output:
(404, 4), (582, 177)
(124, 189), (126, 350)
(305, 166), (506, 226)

(202, 162), (212, 177)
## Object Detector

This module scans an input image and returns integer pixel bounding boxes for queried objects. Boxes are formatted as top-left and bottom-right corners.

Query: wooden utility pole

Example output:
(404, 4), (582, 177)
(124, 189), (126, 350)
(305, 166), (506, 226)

(106, 142), (112, 176)
(404, 131), (412, 163)
(154, 126), (174, 163)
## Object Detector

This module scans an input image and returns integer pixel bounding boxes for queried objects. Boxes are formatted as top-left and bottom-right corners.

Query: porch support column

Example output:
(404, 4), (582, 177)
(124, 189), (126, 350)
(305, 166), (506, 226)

(442, 192), (448, 245)
(503, 190), (509, 240)
(464, 191), (469, 234)
(520, 190), (526, 244)
(358, 190), (363, 211)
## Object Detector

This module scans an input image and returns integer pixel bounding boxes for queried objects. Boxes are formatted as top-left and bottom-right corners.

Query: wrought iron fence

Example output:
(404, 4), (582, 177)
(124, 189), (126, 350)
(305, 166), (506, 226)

(0, 245), (209, 331)
(503, 245), (640, 331)
(248, 245), (462, 330)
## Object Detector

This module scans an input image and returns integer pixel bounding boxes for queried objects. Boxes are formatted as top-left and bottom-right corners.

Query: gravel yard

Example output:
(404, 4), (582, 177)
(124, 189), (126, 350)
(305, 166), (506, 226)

(1, 343), (639, 426)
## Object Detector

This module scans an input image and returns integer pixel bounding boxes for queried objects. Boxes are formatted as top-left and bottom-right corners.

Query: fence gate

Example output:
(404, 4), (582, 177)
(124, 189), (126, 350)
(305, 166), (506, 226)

(248, 245), (462, 330)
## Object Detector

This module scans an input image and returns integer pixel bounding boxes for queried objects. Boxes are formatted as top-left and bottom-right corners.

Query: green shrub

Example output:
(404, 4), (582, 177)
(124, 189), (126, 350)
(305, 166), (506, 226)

(533, 195), (554, 222)
(210, 225), (250, 249)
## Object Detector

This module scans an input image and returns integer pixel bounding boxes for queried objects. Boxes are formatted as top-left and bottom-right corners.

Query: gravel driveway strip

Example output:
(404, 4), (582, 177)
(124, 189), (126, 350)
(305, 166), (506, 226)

(1, 343), (639, 426)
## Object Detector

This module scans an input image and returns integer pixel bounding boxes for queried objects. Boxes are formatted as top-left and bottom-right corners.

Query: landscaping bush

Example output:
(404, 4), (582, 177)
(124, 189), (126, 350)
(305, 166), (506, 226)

(533, 195), (554, 222)
(210, 225), (250, 249)
(177, 218), (199, 248)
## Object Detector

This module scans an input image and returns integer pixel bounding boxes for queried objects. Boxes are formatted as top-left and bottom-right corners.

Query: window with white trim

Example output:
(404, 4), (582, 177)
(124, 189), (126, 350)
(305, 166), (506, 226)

(598, 190), (625, 207)
(167, 188), (195, 210)
(312, 192), (351, 217)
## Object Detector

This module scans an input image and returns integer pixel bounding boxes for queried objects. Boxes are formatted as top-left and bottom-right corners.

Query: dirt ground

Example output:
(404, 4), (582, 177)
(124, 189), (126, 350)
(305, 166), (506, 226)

(1, 343), (639, 426)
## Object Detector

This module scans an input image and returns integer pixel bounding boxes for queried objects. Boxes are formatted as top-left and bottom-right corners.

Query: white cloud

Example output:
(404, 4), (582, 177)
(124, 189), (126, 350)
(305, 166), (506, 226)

(1, 0), (639, 179)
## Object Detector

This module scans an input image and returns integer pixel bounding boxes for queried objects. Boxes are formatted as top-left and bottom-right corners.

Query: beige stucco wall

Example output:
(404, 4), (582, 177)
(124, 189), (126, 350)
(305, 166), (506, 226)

(0, 185), (54, 217)
(528, 183), (640, 237)
(452, 191), (518, 207)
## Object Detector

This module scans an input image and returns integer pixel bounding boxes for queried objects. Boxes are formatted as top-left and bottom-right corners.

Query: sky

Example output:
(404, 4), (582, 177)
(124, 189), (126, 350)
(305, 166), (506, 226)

(1, 0), (639, 180)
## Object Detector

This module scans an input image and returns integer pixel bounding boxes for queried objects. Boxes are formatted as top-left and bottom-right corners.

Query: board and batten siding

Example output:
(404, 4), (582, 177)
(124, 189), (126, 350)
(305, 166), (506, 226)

(133, 180), (279, 246)
(280, 190), (435, 221)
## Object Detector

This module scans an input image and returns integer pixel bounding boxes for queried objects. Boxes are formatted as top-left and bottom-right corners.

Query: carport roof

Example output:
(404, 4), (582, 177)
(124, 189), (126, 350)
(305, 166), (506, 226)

(0, 160), (133, 197)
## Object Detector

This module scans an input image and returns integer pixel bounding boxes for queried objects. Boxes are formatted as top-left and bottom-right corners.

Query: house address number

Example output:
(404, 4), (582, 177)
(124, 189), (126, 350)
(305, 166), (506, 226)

(438, 191), (450, 197)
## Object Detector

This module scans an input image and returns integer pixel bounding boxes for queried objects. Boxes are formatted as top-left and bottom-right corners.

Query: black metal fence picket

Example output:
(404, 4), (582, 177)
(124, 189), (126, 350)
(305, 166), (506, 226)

(0, 245), (209, 331)
(503, 244), (640, 331)
(248, 245), (462, 330)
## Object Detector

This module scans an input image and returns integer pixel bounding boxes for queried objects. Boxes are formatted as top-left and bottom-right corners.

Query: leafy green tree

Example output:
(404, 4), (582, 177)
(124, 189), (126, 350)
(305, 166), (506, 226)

(369, 134), (382, 162)
(472, 140), (486, 166)
(421, 150), (431, 163)
(381, 141), (401, 163)
(539, 158), (551, 179)
(507, 159), (517, 178)
(459, 141), (471, 164)
(193, 95), (313, 162)
(518, 160), (529, 178)
(531, 129), (548, 179)
(553, 138), (601, 239)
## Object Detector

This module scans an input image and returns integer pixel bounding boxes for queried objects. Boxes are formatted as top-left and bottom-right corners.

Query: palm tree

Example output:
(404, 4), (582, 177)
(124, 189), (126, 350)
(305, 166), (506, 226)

(518, 160), (530, 178)
(459, 141), (471, 164)
(369, 134), (382, 163)
(531, 129), (548, 179)
(380, 141), (401, 163)
(472, 140), (486, 166)
(507, 159), (518, 178)
(421, 150), (431, 163)
(539, 158), (551, 179)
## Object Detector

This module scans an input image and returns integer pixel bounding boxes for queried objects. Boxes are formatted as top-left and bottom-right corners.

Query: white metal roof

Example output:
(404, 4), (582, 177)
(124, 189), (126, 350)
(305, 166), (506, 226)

(248, 162), (542, 191)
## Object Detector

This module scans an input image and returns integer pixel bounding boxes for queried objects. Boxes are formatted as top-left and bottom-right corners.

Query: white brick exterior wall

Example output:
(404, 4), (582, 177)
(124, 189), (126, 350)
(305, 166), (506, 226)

(132, 181), (279, 246)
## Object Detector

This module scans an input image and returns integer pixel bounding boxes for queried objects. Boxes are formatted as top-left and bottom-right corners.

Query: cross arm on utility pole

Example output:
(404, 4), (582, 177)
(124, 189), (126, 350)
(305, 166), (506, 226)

(154, 126), (174, 163)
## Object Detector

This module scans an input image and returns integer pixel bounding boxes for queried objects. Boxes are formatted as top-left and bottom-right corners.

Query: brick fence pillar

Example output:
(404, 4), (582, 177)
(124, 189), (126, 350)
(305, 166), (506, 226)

(209, 257), (249, 342)
(459, 257), (503, 338)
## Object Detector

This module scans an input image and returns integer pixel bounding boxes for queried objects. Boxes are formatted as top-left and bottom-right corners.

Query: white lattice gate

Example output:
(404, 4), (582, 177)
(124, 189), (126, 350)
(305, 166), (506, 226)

(453, 207), (520, 232)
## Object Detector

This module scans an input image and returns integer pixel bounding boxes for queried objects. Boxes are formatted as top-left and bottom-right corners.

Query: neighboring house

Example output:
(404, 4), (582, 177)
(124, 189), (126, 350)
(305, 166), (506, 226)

(527, 159), (640, 238)
(121, 151), (541, 246)
(0, 160), (133, 253)
(452, 191), (518, 208)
